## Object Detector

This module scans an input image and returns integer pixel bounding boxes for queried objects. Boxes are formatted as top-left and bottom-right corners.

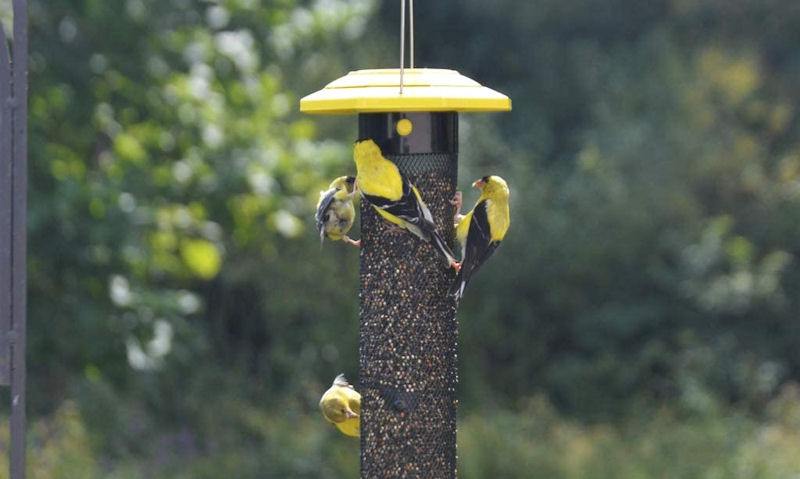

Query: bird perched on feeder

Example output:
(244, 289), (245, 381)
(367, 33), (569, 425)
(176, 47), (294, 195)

(319, 373), (361, 437)
(451, 175), (510, 301)
(315, 175), (360, 247)
(353, 138), (459, 269)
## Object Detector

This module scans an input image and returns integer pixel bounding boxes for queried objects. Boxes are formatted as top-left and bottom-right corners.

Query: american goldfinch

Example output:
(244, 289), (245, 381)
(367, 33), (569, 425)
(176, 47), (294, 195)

(452, 175), (510, 301)
(315, 176), (360, 247)
(353, 139), (458, 269)
(319, 374), (361, 437)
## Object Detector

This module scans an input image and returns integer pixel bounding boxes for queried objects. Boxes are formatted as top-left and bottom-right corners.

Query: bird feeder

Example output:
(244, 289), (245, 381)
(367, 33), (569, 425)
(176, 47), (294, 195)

(304, 71), (512, 476)
(302, 65), (510, 477)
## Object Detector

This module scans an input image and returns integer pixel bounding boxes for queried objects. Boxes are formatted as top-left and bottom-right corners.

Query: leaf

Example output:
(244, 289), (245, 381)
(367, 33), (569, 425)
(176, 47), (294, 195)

(180, 239), (222, 279)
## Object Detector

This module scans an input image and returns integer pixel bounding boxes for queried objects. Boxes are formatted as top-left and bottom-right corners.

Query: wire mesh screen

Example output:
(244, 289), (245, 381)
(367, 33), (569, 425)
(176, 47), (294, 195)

(359, 148), (459, 478)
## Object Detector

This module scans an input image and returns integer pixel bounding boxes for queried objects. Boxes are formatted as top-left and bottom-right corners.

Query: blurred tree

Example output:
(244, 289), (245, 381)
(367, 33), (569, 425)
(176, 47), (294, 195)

(24, 0), (377, 472)
(12, 0), (800, 475)
(369, 0), (800, 418)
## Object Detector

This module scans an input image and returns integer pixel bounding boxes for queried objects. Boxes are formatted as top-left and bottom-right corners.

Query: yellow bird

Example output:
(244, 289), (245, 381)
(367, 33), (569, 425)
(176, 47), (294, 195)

(353, 139), (458, 269)
(451, 175), (510, 301)
(319, 373), (361, 437)
(315, 176), (360, 247)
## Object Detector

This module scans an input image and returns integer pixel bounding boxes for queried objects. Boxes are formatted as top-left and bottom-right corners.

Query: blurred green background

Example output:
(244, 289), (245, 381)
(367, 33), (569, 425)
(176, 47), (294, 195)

(3, 0), (800, 477)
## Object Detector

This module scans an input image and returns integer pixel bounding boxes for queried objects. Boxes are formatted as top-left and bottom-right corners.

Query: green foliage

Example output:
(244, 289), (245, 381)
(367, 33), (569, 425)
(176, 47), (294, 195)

(459, 386), (800, 479)
(6, 387), (800, 478)
(23, 0), (371, 471)
(26, 0), (371, 408)
(401, 0), (800, 418)
(12, 0), (800, 475)
(1, 398), (359, 478)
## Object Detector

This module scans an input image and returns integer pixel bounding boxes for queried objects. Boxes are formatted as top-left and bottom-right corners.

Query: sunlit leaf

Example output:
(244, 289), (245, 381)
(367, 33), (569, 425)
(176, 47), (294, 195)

(180, 239), (222, 279)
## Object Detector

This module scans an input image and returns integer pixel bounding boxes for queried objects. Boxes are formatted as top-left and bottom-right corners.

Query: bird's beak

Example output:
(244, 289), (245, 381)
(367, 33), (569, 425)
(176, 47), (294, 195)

(345, 408), (359, 419)
(353, 179), (358, 191)
(472, 179), (484, 188)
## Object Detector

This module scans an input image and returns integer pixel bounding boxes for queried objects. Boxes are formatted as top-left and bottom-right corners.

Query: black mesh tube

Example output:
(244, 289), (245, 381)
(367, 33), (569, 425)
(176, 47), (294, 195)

(358, 112), (459, 478)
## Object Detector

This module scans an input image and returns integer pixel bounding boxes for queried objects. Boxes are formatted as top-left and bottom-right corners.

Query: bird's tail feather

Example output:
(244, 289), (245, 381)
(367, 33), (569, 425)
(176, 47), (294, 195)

(450, 269), (468, 302)
(405, 222), (430, 243)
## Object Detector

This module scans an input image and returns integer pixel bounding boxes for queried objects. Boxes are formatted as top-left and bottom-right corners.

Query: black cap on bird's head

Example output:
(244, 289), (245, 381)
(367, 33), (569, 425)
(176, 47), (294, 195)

(472, 176), (491, 188)
(472, 175), (509, 197)
(345, 175), (356, 193)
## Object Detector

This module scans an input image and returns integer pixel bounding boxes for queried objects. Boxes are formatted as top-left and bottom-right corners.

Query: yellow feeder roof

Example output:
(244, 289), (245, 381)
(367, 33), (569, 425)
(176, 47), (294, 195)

(300, 68), (511, 114)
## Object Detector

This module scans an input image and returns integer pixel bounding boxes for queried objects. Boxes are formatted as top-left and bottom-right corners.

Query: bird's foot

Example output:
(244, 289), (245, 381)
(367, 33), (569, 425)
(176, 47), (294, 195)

(343, 236), (361, 247)
(450, 260), (462, 272)
(450, 191), (463, 217)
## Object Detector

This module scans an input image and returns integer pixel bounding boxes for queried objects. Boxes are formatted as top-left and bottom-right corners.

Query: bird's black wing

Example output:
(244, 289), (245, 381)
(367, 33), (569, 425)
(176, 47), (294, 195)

(362, 179), (432, 232)
(452, 200), (500, 297)
(315, 187), (340, 232)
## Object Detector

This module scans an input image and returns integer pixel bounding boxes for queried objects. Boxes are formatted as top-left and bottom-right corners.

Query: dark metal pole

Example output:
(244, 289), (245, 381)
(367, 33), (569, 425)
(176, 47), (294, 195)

(0, 18), (12, 387)
(359, 112), (459, 478)
(10, 1), (28, 477)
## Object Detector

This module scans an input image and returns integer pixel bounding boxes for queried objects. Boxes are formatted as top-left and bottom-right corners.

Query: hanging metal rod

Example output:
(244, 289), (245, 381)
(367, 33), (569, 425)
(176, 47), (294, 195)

(399, 0), (415, 95)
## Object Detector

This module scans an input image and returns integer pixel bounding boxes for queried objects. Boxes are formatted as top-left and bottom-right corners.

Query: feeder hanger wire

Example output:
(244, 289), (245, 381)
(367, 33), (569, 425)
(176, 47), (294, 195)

(399, 0), (415, 95)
